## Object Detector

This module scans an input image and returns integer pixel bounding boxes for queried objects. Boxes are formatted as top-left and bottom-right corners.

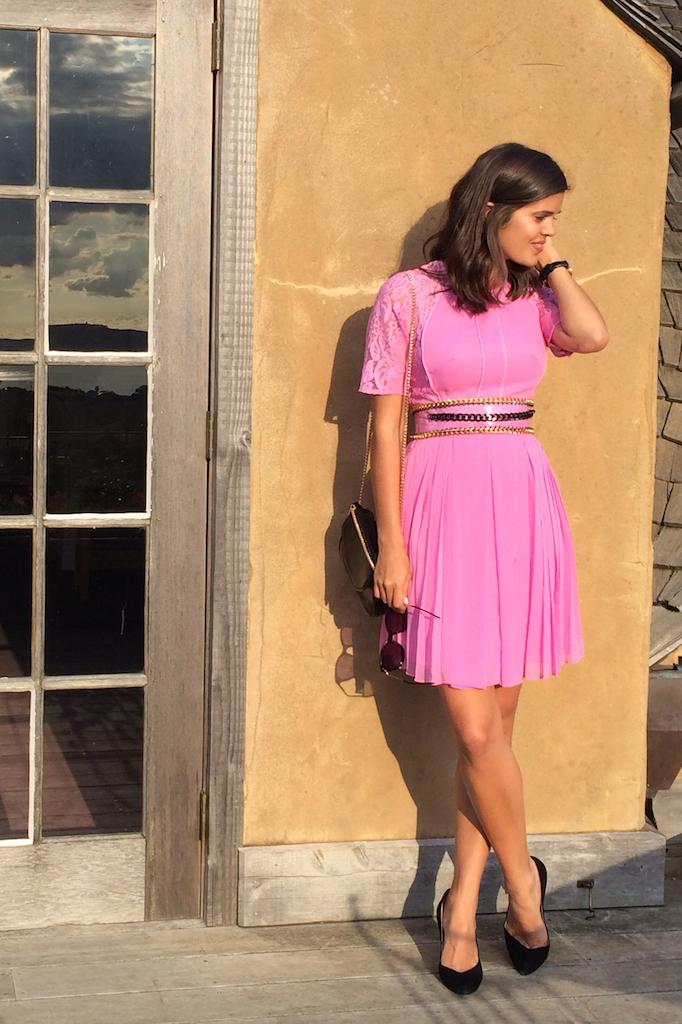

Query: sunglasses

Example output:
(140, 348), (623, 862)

(380, 608), (408, 674)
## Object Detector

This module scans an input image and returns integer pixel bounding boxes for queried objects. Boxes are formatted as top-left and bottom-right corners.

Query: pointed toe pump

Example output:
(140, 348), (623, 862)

(436, 889), (483, 996)
(504, 856), (550, 976)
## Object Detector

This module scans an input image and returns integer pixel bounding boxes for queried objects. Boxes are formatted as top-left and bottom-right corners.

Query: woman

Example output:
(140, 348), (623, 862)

(359, 143), (608, 994)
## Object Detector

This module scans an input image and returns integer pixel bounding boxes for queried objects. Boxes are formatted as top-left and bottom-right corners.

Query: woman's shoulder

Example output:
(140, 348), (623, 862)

(374, 260), (447, 304)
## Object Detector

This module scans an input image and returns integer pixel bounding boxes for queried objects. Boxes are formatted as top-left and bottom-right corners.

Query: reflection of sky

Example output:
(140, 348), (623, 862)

(0, 199), (34, 340)
(0, 366), (33, 390)
(50, 35), (152, 189)
(0, 30), (36, 185)
(49, 365), (147, 397)
(0, 31), (36, 112)
(50, 35), (152, 116)
(50, 204), (148, 331)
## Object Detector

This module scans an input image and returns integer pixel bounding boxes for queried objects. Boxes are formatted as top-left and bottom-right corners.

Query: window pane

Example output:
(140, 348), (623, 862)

(43, 687), (143, 836)
(49, 34), (152, 189)
(47, 366), (147, 513)
(45, 528), (145, 676)
(0, 366), (33, 515)
(0, 691), (31, 839)
(0, 30), (36, 186)
(49, 203), (148, 351)
(0, 199), (35, 352)
(0, 531), (32, 678)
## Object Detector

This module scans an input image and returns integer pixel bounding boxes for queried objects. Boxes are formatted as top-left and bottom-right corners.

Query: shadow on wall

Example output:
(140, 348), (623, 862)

(324, 201), (465, 865)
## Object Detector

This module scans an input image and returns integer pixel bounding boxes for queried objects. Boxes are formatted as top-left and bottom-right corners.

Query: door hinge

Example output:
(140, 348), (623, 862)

(206, 410), (216, 460)
(199, 790), (208, 843)
(211, 21), (223, 72)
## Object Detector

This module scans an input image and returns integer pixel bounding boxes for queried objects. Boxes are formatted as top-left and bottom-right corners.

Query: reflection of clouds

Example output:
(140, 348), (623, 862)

(0, 31), (36, 185)
(50, 228), (98, 278)
(49, 35), (152, 189)
(67, 236), (147, 299)
(50, 204), (148, 331)
(0, 30), (36, 112)
(50, 35), (152, 117)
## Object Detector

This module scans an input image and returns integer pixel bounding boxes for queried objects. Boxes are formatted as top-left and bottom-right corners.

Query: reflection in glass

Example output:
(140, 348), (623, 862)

(0, 691), (31, 839)
(0, 366), (33, 515)
(49, 34), (152, 190)
(45, 529), (145, 676)
(48, 367), (147, 513)
(0, 531), (32, 677)
(0, 30), (36, 185)
(49, 203), (148, 351)
(0, 200), (35, 352)
(43, 688), (143, 836)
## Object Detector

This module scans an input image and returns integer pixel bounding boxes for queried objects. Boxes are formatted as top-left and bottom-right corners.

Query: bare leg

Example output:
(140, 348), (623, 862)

(440, 684), (521, 971)
(440, 684), (547, 970)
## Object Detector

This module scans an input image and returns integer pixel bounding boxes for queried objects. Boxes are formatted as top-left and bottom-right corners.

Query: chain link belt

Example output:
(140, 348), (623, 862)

(410, 397), (535, 440)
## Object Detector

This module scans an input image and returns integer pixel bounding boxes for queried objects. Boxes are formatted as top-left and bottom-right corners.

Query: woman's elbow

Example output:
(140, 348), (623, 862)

(580, 327), (609, 353)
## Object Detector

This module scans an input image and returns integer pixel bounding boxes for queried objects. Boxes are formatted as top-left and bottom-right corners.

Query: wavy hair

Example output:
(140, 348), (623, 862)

(426, 143), (569, 314)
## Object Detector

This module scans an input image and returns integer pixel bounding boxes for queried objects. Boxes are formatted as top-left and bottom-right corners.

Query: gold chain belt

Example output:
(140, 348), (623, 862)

(410, 397), (535, 440)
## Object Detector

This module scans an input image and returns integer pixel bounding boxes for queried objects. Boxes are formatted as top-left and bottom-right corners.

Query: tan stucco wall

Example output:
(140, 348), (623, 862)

(245, 0), (670, 845)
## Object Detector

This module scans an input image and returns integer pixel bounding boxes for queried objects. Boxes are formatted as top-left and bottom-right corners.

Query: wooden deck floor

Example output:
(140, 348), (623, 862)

(0, 786), (679, 1024)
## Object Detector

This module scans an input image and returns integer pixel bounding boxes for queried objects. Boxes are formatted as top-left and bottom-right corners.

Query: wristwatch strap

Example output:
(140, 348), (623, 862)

(539, 260), (571, 284)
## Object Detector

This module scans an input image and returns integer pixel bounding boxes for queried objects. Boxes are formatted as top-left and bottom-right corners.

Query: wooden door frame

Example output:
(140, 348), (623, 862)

(0, 0), (214, 926)
(146, 0), (214, 919)
(203, 0), (259, 926)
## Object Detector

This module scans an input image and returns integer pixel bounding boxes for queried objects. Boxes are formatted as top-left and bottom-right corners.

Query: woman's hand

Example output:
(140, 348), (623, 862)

(374, 541), (411, 611)
(535, 238), (562, 269)
(536, 240), (609, 353)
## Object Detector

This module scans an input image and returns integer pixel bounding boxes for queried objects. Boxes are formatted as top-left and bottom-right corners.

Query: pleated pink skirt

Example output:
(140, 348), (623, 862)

(388, 432), (584, 689)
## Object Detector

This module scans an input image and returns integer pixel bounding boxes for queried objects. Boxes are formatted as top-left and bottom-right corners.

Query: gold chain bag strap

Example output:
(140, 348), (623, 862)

(339, 271), (417, 616)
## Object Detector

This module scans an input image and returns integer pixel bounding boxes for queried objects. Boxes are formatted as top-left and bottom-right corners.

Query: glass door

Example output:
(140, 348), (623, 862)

(0, 1), (212, 926)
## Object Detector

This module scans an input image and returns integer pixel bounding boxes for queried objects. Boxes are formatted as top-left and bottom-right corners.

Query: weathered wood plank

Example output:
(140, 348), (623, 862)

(0, 837), (144, 931)
(651, 604), (682, 663)
(239, 831), (665, 927)
(144, 0), (214, 921)
(0, 0), (155, 33)
(654, 525), (682, 566)
(11, 944), (433, 999)
(3, 959), (682, 1024)
(204, 0), (260, 927)
(0, 969), (15, 1000)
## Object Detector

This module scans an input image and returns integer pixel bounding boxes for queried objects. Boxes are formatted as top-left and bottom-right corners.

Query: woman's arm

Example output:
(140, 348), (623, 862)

(538, 241), (609, 354)
(370, 393), (412, 611)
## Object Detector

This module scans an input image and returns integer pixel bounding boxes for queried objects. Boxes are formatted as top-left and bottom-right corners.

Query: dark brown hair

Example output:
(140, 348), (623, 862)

(427, 143), (569, 314)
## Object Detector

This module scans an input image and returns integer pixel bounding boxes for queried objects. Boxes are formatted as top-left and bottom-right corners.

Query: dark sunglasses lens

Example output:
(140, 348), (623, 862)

(385, 609), (407, 634)
(380, 640), (405, 673)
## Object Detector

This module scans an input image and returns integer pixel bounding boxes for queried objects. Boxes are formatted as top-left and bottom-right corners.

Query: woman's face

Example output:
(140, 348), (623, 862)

(494, 193), (565, 266)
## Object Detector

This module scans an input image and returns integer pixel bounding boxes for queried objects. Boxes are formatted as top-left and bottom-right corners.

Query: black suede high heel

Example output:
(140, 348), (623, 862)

(436, 889), (483, 995)
(504, 856), (550, 976)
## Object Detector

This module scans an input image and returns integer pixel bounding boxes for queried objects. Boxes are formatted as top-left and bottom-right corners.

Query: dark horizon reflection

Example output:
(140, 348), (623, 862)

(44, 528), (145, 677)
(47, 365), (147, 514)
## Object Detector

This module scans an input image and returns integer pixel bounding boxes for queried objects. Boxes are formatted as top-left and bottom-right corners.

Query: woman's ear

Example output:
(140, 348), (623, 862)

(484, 201), (494, 219)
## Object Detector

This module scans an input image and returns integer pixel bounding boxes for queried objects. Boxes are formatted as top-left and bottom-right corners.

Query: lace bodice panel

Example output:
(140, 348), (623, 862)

(359, 261), (568, 403)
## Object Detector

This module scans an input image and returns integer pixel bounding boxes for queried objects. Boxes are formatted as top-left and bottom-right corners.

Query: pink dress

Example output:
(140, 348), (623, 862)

(359, 261), (584, 689)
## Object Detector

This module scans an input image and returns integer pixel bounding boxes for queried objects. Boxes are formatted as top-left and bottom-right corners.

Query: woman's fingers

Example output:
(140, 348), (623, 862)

(374, 550), (411, 610)
(374, 577), (410, 611)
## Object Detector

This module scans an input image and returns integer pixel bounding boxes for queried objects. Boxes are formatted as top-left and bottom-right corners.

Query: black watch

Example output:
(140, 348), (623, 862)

(539, 260), (571, 284)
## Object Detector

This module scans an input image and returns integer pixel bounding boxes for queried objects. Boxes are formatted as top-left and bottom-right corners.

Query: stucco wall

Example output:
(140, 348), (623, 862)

(245, 0), (670, 845)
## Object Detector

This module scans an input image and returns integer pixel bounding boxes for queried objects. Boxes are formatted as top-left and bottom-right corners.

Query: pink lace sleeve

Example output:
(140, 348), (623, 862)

(359, 273), (414, 394)
(535, 286), (572, 358)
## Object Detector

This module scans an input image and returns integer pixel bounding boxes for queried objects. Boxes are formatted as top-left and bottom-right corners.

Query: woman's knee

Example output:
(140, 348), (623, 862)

(456, 720), (503, 765)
